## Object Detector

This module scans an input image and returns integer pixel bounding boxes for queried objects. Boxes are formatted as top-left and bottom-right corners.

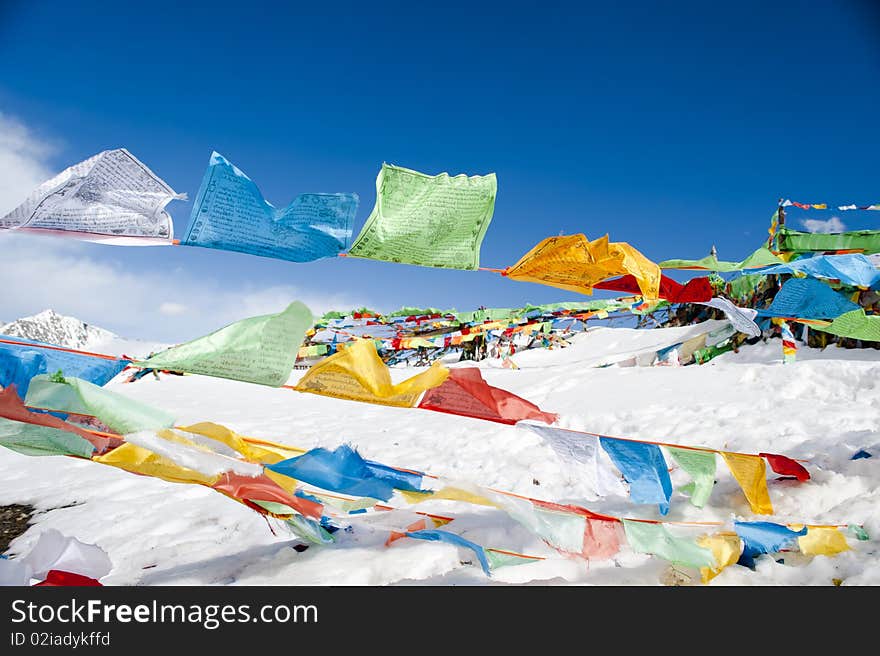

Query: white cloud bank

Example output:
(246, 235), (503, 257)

(800, 216), (846, 233)
(0, 113), (56, 216)
(0, 114), (369, 342)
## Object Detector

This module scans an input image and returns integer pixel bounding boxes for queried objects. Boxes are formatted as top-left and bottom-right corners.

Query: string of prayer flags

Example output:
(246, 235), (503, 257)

(621, 520), (716, 569)
(658, 246), (783, 272)
(599, 438), (673, 515)
(182, 152), (358, 263)
(0, 336), (129, 396)
(521, 424), (808, 513)
(760, 277), (861, 320)
(24, 374), (176, 435)
(665, 446), (716, 508)
(721, 452), (773, 514)
(293, 338), (448, 407)
(782, 199), (880, 211)
(0, 390), (860, 581)
(733, 521), (807, 569)
(417, 367), (558, 425)
(503, 234), (662, 299)
(135, 301), (313, 387)
(346, 163), (497, 270)
(594, 274), (713, 303)
(0, 148), (183, 245)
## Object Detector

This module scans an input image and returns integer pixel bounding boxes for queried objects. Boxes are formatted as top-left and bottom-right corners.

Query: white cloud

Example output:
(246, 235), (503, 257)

(0, 114), (371, 342)
(0, 233), (370, 342)
(0, 113), (57, 216)
(801, 216), (846, 233)
(159, 302), (188, 316)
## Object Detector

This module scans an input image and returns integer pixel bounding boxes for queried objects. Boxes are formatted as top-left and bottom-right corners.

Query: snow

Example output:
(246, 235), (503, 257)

(0, 320), (878, 586)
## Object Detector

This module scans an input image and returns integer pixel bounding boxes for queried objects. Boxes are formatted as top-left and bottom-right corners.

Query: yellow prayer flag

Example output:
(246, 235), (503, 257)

(94, 442), (220, 486)
(406, 486), (498, 507)
(721, 452), (773, 515)
(798, 527), (851, 556)
(400, 337), (436, 349)
(178, 421), (303, 464)
(697, 532), (741, 583)
(504, 234), (661, 299)
(294, 338), (449, 407)
(399, 489), (435, 504)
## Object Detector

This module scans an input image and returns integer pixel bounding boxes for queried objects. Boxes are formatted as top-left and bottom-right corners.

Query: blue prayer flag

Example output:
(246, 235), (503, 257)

(405, 529), (491, 576)
(0, 336), (128, 397)
(599, 437), (673, 514)
(733, 521), (808, 569)
(759, 278), (860, 320)
(753, 254), (880, 289)
(267, 444), (422, 501)
(182, 151), (359, 263)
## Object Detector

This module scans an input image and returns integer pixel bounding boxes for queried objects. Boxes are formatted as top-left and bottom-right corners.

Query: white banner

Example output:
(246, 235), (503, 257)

(1, 148), (183, 245)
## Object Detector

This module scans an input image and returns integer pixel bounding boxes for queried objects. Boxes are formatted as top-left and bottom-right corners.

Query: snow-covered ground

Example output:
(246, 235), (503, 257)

(1, 322), (878, 586)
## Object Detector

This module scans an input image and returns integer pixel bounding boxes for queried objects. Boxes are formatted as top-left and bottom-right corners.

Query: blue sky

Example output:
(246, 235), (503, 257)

(0, 1), (878, 342)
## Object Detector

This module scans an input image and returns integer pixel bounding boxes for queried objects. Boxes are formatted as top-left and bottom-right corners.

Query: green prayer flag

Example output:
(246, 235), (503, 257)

(659, 247), (783, 272)
(778, 227), (880, 254)
(455, 307), (522, 323)
(848, 524), (869, 541)
(622, 519), (715, 568)
(25, 375), (176, 435)
(726, 274), (766, 303)
(486, 549), (540, 570)
(665, 447), (716, 508)
(347, 163), (497, 270)
(136, 301), (313, 387)
(813, 309), (880, 342)
(0, 417), (96, 458)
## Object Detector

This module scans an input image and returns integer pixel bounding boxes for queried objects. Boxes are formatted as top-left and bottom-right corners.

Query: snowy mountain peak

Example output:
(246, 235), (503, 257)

(0, 309), (117, 350)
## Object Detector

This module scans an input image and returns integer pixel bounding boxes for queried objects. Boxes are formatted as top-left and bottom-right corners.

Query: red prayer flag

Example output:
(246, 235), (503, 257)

(594, 275), (712, 303)
(759, 452), (810, 482)
(418, 367), (557, 425)
(34, 570), (102, 586)
(531, 499), (622, 560)
(212, 472), (323, 519)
